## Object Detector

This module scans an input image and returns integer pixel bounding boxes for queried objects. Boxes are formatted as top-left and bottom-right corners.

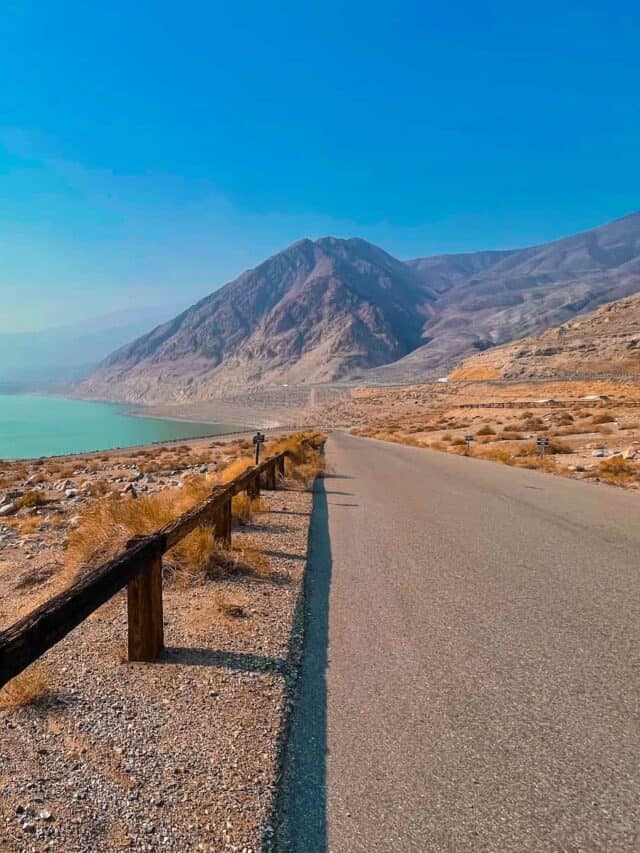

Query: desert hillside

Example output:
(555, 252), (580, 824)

(82, 212), (640, 402)
(82, 237), (435, 402)
(451, 293), (640, 380)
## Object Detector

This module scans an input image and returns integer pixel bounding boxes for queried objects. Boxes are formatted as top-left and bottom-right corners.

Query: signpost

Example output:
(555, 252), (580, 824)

(537, 436), (549, 459)
(464, 435), (474, 454)
(253, 431), (266, 464)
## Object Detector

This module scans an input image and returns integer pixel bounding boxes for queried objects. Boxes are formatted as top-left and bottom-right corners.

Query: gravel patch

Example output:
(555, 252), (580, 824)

(0, 486), (312, 852)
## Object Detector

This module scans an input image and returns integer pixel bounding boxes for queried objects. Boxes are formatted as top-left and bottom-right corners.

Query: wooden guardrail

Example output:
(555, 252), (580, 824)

(454, 400), (640, 409)
(0, 451), (287, 689)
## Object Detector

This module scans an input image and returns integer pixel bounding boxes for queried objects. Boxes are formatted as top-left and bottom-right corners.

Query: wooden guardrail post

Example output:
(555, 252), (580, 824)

(0, 450), (294, 686)
(126, 538), (164, 662)
(214, 495), (232, 547)
(248, 473), (260, 499)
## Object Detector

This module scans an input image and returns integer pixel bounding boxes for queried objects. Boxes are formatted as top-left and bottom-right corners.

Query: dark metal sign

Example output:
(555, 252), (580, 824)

(253, 431), (266, 464)
(537, 436), (549, 458)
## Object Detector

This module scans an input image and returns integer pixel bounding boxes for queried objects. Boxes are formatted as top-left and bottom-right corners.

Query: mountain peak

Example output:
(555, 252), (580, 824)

(81, 212), (640, 401)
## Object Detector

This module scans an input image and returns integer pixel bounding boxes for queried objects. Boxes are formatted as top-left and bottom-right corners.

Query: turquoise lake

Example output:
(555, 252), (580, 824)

(0, 394), (242, 460)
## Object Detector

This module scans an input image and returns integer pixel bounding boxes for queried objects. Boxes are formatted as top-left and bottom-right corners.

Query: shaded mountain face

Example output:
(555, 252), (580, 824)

(365, 211), (640, 382)
(84, 212), (640, 401)
(450, 292), (640, 381)
(83, 237), (435, 401)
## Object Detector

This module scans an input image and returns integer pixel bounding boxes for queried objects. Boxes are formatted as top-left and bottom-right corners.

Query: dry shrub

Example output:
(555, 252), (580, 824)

(0, 665), (49, 710)
(270, 432), (326, 489)
(519, 417), (545, 431)
(219, 456), (254, 483)
(15, 490), (47, 510)
(231, 492), (264, 523)
(591, 413), (616, 425)
(516, 439), (572, 456)
(497, 429), (523, 441)
(476, 424), (496, 436)
(599, 457), (635, 477)
(450, 436), (466, 446)
(67, 474), (216, 581)
(19, 517), (40, 535)
(476, 447), (513, 464)
(554, 412), (574, 425)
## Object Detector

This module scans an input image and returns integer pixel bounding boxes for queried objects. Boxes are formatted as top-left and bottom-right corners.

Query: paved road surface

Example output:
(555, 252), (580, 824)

(277, 431), (640, 852)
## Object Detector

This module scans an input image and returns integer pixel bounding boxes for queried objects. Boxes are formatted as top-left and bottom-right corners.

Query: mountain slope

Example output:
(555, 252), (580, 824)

(83, 212), (640, 400)
(366, 211), (640, 381)
(449, 292), (640, 380)
(82, 238), (435, 402)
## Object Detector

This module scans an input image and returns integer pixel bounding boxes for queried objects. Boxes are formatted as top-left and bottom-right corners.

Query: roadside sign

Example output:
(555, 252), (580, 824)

(253, 431), (266, 463)
(537, 436), (549, 458)
(464, 435), (474, 454)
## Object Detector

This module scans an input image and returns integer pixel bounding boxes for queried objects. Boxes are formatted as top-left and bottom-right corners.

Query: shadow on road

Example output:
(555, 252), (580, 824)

(270, 475), (333, 852)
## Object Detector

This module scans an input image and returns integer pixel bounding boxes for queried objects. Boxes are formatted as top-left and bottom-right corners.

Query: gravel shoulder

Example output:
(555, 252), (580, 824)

(0, 486), (313, 852)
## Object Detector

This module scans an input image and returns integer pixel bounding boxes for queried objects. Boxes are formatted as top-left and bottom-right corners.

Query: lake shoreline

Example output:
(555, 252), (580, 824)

(0, 393), (252, 461)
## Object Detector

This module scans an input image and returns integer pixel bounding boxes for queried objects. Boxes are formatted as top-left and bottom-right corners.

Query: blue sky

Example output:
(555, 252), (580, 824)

(1, 1), (639, 332)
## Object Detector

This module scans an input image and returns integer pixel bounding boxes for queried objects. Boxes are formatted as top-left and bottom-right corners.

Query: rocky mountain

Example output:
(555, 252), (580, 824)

(84, 212), (640, 401)
(365, 211), (640, 381)
(82, 237), (435, 402)
(450, 293), (640, 381)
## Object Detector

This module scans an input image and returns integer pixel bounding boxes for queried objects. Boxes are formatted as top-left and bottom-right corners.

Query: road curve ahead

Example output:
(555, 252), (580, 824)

(278, 431), (640, 852)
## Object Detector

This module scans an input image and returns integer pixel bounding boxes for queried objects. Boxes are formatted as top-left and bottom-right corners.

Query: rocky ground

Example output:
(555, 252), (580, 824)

(0, 436), (274, 628)
(0, 437), (316, 851)
(307, 378), (640, 491)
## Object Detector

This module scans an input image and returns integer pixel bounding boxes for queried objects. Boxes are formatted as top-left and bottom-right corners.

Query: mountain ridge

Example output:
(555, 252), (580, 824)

(82, 212), (640, 401)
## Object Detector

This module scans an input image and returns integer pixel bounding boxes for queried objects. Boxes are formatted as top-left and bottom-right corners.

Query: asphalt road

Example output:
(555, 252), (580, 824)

(277, 431), (640, 852)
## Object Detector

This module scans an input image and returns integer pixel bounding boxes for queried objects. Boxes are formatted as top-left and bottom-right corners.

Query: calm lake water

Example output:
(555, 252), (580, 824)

(0, 394), (242, 460)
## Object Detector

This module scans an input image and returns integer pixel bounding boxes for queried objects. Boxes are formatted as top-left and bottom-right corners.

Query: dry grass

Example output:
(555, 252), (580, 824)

(15, 490), (47, 510)
(476, 424), (496, 436)
(62, 431), (324, 589)
(268, 432), (326, 490)
(232, 492), (265, 523)
(219, 456), (254, 483)
(0, 665), (50, 710)
(66, 474), (216, 582)
(19, 517), (40, 536)
(599, 457), (636, 477)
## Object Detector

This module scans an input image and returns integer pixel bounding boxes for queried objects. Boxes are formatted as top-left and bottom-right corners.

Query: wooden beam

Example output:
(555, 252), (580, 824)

(0, 537), (163, 688)
(0, 450), (289, 687)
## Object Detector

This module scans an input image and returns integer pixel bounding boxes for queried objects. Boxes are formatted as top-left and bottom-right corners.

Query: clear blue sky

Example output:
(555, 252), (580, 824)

(1, 0), (639, 332)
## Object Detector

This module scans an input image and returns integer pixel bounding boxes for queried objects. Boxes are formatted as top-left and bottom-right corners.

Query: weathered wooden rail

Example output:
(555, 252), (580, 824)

(0, 451), (288, 689)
